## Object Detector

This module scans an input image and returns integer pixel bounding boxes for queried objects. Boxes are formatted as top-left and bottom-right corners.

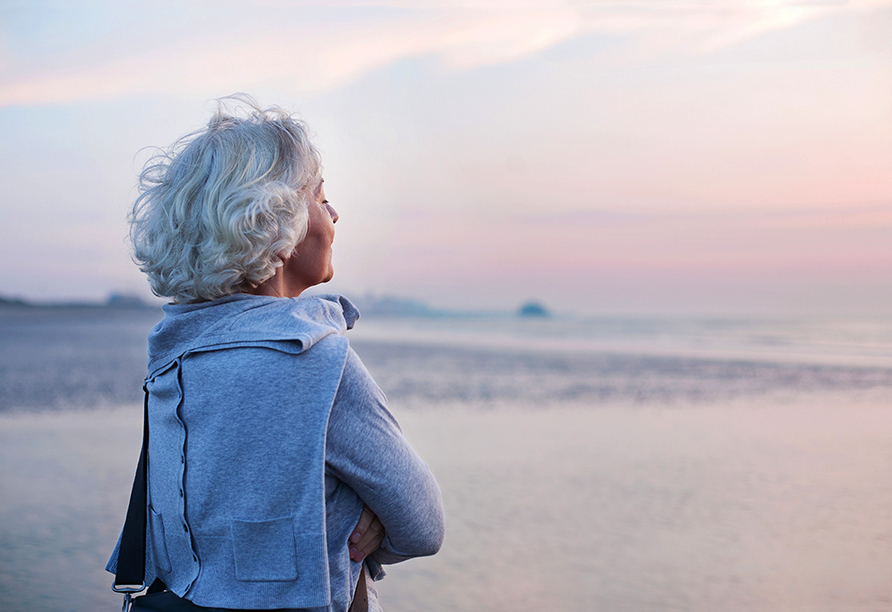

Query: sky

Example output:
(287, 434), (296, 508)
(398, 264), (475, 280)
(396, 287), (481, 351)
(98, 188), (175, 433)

(1, 0), (890, 315)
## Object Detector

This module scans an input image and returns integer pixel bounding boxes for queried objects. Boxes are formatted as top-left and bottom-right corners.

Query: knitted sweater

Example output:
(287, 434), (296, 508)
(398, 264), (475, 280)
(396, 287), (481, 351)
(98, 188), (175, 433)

(107, 294), (444, 611)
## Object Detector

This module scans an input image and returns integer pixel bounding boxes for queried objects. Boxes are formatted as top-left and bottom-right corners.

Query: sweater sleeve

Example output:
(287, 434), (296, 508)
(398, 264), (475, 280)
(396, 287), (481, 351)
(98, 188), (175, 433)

(325, 347), (445, 565)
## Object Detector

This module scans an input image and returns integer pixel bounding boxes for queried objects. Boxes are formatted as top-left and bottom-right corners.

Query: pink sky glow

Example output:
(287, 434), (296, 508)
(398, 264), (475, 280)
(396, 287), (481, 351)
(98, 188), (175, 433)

(0, 0), (890, 314)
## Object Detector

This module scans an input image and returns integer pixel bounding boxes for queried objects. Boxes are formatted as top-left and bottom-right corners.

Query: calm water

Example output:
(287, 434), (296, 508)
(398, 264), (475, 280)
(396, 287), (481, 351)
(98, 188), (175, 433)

(4, 306), (892, 413)
(1, 305), (891, 611)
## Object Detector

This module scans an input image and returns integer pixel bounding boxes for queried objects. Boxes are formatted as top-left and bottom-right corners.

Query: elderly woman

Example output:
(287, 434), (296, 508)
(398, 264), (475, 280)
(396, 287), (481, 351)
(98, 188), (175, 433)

(106, 97), (444, 612)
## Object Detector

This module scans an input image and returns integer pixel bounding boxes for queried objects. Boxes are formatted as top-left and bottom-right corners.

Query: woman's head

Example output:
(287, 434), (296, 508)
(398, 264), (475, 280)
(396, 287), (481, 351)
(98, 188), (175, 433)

(129, 95), (323, 302)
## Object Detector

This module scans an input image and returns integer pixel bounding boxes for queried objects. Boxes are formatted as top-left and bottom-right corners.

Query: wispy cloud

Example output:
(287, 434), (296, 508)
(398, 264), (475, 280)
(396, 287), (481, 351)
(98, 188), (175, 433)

(1, 0), (888, 107)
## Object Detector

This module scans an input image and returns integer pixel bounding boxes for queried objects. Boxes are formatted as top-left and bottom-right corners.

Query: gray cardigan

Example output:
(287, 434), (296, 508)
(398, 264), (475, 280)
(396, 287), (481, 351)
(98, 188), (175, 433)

(106, 294), (444, 611)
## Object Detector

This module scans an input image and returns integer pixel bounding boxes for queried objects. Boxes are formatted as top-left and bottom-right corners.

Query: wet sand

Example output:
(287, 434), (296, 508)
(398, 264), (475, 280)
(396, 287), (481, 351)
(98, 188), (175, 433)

(2, 391), (890, 612)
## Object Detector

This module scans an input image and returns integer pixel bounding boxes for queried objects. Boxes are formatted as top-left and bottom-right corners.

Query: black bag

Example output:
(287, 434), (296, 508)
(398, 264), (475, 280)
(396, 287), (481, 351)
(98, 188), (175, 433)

(129, 591), (207, 611)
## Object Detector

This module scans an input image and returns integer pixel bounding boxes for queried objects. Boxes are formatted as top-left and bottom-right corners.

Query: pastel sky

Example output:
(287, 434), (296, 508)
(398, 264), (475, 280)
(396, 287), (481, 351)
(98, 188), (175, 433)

(1, 0), (890, 314)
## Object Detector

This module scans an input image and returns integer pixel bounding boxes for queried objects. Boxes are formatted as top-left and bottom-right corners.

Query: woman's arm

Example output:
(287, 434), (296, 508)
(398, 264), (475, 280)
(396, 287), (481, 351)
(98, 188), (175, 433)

(326, 347), (445, 563)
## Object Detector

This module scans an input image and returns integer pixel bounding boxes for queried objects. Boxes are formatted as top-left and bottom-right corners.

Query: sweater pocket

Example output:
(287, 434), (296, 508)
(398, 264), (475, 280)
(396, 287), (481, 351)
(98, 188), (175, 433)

(148, 506), (173, 573)
(231, 516), (298, 582)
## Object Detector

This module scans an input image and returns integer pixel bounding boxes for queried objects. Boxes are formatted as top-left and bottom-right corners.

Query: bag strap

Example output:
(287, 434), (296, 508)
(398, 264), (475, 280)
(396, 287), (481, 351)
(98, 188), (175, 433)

(349, 567), (368, 612)
(113, 386), (150, 599)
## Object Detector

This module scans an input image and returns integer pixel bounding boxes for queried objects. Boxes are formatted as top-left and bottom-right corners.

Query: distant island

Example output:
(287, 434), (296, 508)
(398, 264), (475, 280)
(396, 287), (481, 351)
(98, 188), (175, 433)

(1, 291), (552, 319)
(106, 293), (152, 308)
(342, 293), (509, 319)
(517, 301), (550, 317)
(350, 294), (436, 317)
(0, 293), (157, 310)
(0, 296), (29, 308)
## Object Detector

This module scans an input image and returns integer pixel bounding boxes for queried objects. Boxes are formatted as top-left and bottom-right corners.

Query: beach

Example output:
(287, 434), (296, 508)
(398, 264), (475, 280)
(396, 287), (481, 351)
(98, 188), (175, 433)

(1, 307), (891, 611)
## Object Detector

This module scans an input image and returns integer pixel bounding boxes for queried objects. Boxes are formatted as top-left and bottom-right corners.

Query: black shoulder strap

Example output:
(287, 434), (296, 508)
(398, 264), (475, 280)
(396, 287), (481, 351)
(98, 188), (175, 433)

(114, 386), (150, 591)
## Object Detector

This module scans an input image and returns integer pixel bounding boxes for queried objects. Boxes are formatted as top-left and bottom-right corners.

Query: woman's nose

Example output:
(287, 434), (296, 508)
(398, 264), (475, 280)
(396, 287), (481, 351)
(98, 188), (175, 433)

(326, 203), (339, 224)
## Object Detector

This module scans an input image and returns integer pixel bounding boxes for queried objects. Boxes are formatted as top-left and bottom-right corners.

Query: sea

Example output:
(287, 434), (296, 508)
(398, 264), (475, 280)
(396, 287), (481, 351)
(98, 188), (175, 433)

(1, 303), (891, 612)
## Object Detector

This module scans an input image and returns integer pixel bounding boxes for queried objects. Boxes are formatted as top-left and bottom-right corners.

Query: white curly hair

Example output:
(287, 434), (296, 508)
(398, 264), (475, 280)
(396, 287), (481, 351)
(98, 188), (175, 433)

(129, 95), (322, 303)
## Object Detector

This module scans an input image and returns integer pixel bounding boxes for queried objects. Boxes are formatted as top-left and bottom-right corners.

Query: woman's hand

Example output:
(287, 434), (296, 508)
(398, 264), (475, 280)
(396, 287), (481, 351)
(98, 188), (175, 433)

(350, 505), (385, 562)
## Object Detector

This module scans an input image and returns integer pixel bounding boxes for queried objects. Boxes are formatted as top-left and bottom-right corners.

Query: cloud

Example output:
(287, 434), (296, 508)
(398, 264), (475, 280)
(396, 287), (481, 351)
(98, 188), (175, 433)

(0, 2), (584, 106)
(2, 0), (889, 108)
(572, 0), (891, 60)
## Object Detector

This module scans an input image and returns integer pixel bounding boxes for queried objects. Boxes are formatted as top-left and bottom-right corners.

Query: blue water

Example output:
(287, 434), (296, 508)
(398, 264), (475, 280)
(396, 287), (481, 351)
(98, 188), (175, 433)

(0, 306), (161, 412)
(3, 304), (892, 413)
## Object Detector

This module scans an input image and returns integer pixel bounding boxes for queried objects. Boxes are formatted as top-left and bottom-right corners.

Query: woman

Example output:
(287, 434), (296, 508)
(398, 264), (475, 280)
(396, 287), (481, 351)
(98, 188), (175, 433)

(106, 96), (445, 612)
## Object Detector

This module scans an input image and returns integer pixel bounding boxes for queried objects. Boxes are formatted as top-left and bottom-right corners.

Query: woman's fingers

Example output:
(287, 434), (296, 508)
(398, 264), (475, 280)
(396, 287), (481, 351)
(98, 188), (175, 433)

(350, 506), (385, 561)
(350, 505), (374, 544)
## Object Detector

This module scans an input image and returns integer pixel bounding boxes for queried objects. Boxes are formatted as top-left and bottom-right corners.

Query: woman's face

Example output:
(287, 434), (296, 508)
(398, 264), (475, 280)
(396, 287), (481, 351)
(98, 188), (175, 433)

(283, 181), (339, 291)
